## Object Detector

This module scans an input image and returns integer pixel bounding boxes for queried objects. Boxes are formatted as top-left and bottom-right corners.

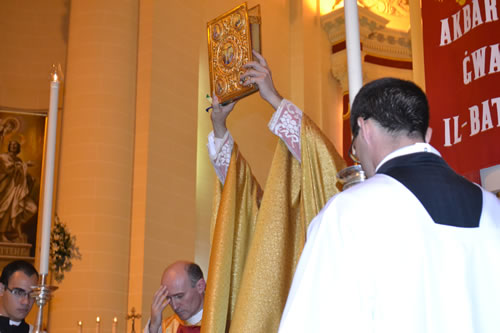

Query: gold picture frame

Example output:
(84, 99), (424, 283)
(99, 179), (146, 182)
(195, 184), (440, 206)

(0, 109), (47, 265)
(207, 3), (261, 105)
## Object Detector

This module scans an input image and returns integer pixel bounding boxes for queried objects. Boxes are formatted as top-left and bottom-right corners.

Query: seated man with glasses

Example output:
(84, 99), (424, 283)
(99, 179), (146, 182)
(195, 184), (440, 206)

(0, 260), (38, 333)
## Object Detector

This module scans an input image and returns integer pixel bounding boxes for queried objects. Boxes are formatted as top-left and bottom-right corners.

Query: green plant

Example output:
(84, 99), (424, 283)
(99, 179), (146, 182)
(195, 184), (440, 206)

(49, 215), (81, 283)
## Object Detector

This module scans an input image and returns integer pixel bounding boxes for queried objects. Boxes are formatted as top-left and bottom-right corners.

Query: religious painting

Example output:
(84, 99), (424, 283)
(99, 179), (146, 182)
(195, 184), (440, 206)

(212, 23), (222, 40)
(0, 109), (47, 260)
(215, 78), (226, 96)
(222, 42), (235, 66)
(232, 12), (244, 30)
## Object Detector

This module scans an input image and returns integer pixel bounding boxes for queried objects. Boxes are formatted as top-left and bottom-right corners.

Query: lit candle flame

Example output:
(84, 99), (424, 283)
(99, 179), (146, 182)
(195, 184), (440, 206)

(50, 64), (59, 83)
(113, 317), (117, 323)
(78, 321), (83, 326)
(96, 316), (100, 323)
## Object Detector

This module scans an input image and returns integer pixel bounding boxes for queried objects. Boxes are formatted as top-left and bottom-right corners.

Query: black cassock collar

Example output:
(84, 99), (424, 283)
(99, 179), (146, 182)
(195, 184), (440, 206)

(0, 316), (30, 333)
(377, 152), (482, 228)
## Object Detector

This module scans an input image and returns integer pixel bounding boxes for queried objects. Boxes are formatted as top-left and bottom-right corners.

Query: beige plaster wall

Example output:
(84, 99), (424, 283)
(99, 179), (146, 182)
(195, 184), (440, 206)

(52, 0), (138, 331)
(130, 0), (204, 329)
(292, 0), (344, 151)
(0, 0), (69, 109)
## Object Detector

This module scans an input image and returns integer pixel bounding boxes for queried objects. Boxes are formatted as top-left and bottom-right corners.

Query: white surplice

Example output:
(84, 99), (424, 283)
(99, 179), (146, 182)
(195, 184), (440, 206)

(279, 145), (500, 333)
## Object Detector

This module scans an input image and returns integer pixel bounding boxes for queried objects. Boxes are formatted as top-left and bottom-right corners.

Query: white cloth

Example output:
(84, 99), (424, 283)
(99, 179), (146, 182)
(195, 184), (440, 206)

(279, 146), (500, 333)
(207, 99), (303, 183)
(185, 308), (203, 325)
(268, 99), (302, 162)
(207, 130), (234, 185)
(9, 319), (21, 326)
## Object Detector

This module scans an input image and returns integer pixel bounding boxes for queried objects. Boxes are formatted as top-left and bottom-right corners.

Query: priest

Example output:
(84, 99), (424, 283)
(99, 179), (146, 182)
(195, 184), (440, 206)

(202, 51), (346, 332)
(144, 261), (205, 333)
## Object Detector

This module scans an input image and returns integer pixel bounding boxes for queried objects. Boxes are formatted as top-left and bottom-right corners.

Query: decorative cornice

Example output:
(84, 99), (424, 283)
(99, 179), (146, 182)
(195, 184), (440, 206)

(332, 1), (410, 19)
(360, 0), (410, 18)
(320, 6), (411, 60)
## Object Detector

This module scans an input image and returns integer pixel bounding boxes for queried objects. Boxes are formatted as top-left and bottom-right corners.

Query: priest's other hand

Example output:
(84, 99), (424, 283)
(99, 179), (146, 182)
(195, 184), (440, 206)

(211, 94), (236, 139)
(150, 285), (170, 332)
(241, 50), (283, 110)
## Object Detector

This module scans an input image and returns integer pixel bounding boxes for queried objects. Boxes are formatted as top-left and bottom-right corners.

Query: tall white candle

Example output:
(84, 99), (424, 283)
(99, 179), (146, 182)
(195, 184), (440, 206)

(96, 317), (100, 333)
(78, 321), (83, 333)
(112, 317), (117, 333)
(39, 65), (60, 275)
(344, 0), (363, 104)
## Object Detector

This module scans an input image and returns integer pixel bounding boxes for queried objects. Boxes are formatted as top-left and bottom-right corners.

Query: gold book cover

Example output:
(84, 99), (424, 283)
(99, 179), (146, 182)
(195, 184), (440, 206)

(207, 3), (261, 105)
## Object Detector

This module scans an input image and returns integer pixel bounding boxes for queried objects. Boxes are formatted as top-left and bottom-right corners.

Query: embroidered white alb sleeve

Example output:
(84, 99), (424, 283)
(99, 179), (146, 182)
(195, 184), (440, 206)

(207, 130), (234, 185)
(268, 99), (302, 162)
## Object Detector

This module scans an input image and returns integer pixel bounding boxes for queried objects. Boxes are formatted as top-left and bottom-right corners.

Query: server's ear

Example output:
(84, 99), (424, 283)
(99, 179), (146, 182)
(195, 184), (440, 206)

(425, 127), (433, 143)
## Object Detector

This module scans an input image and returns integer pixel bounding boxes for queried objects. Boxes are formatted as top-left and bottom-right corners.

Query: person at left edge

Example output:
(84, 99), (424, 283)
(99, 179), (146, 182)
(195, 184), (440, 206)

(0, 260), (39, 333)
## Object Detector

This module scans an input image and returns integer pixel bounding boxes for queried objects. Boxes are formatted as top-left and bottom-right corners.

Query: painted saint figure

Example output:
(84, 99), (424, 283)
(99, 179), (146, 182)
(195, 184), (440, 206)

(222, 44), (234, 66)
(0, 118), (20, 149)
(0, 141), (37, 243)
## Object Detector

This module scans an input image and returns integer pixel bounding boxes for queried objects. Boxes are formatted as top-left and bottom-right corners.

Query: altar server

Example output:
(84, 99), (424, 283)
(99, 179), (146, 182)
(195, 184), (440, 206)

(279, 77), (500, 333)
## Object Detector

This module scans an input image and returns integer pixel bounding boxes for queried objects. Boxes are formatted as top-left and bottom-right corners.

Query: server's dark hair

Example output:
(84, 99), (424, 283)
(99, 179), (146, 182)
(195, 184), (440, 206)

(0, 260), (38, 286)
(350, 78), (429, 140)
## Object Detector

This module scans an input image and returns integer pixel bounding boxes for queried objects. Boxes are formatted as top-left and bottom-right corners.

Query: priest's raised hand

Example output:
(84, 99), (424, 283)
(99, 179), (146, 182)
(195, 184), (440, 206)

(241, 50), (283, 110)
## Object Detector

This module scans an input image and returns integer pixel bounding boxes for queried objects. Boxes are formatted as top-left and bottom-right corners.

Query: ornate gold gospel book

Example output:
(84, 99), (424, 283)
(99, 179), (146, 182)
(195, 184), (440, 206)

(207, 3), (261, 105)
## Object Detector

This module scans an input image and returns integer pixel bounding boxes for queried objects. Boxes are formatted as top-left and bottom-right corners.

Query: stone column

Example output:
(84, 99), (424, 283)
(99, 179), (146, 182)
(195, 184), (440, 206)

(51, 0), (138, 331)
(409, 0), (426, 90)
(127, 0), (202, 329)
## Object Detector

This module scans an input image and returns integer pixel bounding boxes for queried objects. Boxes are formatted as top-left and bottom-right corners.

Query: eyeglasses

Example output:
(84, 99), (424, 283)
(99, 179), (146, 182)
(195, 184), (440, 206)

(348, 134), (360, 164)
(6, 287), (33, 299)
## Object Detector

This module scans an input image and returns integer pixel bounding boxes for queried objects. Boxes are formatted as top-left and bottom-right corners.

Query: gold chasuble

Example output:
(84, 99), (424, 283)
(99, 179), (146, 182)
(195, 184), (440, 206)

(202, 143), (263, 333)
(202, 114), (346, 333)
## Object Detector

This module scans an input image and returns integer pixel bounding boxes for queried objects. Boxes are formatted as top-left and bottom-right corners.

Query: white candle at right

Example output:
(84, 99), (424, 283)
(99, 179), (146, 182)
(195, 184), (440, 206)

(39, 66), (60, 275)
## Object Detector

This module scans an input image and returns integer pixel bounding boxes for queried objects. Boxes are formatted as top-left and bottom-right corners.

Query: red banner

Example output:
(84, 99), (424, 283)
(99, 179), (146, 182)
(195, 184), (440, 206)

(422, 0), (500, 176)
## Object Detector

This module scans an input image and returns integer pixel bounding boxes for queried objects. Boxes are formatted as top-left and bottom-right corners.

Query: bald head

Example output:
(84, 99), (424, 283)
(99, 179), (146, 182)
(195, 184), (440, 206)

(161, 261), (205, 321)
(162, 261), (203, 286)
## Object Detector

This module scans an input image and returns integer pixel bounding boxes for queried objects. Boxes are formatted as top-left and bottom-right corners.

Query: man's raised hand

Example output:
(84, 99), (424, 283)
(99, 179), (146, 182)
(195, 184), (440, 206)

(241, 50), (283, 110)
(211, 94), (236, 139)
(149, 285), (170, 333)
